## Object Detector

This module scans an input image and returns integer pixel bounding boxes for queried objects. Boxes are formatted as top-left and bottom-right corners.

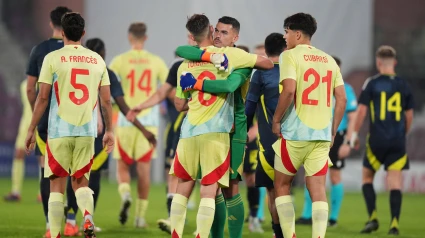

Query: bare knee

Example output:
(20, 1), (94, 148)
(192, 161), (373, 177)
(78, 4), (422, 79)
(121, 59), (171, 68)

(200, 183), (219, 199)
(387, 170), (402, 190)
(274, 170), (293, 196)
(71, 176), (89, 191)
(222, 179), (239, 199)
(306, 175), (327, 202)
(15, 149), (25, 159)
(362, 167), (375, 184)
(329, 169), (341, 185)
(244, 173), (255, 187)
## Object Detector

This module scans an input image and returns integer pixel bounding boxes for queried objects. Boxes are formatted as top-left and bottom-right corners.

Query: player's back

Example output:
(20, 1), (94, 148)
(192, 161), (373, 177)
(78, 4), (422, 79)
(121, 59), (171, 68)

(40, 45), (108, 138)
(280, 45), (343, 141)
(249, 64), (280, 150)
(28, 38), (64, 76)
(109, 50), (168, 127)
(360, 74), (414, 141)
(177, 46), (257, 138)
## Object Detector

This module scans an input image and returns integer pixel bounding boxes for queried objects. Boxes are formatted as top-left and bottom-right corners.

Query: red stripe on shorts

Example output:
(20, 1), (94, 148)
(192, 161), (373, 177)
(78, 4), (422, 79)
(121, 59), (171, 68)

(173, 152), (192, 181)
(313, 159), (329, 176)
(54, 81), (60, 106)
(137, 148), (154, 163)
(46, 141), (69, 177)
(72, 156), (94, 179)
(201, 151), (230, 185)
(117, 139), (134, 165)
(280, 138), (297, 174)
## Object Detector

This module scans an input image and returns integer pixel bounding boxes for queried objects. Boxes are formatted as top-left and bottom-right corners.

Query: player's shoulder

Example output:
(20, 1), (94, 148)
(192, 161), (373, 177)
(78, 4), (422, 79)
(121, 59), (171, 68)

(362, 74), (380, 89)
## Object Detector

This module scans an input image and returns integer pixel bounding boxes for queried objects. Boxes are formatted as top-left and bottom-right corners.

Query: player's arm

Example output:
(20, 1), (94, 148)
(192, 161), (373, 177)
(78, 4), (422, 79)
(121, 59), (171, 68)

(26, 46), (39, 110)
(180, 68), (252, 93)
(272, 51), (296, 136)
(343, 85), (358, 144)
(245, 70), (262, 129)
(333, 85), (347, 139)
(350, 79), (372, 147)
(176, 45), (273, 70)
(404, 82), (415, 134)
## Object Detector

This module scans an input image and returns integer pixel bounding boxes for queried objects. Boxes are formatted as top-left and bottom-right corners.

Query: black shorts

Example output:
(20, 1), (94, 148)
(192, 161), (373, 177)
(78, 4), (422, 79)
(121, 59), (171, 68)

(363, 137), (409, 172)
(35, 130), (47, 156)
(329, 130), (346, 170)
(243, 140), (258, 174)
(255, 150), (275, 188)
(164, 115), (183, 169)
(92, 134), (109, 171)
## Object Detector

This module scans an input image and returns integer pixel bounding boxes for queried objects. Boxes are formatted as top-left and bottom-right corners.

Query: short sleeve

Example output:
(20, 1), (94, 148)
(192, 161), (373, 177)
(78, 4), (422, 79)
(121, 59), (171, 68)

(279, 51), (296, 83)
(227, 47), (257, 69)
(166, 60), (182, 87)
(26, 46), (39, 77)
(404, 81), (414, 110)
(246, 70), (262, 103)
(334, 67), (344, 88)
(157, 58), (169, 83)
(100, 67), (111, 86)
(38, 55), (53, 85)
(358, 78), (373, 106)
(109, 55), (121, 77)
(345, 84), (357, 112)
(175, 65), (189, 99)
(108, 69), (124, 98)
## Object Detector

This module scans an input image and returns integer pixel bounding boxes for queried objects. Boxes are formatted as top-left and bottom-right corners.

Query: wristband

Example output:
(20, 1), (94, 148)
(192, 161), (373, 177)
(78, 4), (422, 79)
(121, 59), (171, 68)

(349, 131), (358, 148)
(201, 51), (212, 62)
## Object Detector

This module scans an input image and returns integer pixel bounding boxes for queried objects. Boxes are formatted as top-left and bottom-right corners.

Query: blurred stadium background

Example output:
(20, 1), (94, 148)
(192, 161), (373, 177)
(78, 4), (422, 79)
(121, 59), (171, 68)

(0, 0), (425, 191)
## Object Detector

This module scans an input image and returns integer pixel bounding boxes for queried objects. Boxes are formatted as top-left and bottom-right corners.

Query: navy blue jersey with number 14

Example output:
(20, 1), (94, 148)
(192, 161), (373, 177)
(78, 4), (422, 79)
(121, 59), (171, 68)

(358, 74), (414, 141)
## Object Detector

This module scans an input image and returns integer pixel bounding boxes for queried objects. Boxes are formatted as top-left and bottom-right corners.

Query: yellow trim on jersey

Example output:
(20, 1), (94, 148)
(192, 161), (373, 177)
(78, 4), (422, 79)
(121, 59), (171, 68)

(366, 139), (381, 171)
(91, 148), (108, 171)
(36, 132), (46, 156)
(174, 112), (185, 132)
(260, 95), (269, 123)
(259, 149), (274, 180)
(388, 154), (407, 171)
(249, 149), (259, 170)
(164, 122), (171, 143)
(370, 101), (375, 123)
(390, 218), (399, 228)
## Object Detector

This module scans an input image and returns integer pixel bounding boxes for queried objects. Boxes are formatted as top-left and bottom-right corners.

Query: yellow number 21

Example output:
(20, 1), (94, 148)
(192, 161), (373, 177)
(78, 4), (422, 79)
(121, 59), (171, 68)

(380, 92), (402, 121)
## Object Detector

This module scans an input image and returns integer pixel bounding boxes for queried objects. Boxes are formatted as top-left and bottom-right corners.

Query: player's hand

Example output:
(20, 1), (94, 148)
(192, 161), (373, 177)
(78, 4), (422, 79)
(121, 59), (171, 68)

(349, 132), (360, 150)
(210, 53), (229, 72)
(338, 144), (351, 159)
(142, 129), (157, 148)
(102, 131), (115, 154)
(24, 129), (36, 155)
(272, 122), (281, 137)
(126, 106), (142, 122)
(180, 72), (203, 92)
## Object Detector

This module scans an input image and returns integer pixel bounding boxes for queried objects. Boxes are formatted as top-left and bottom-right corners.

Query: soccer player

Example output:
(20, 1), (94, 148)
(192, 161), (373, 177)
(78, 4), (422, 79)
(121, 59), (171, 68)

(272, 13), (346, 238)
(254, 44), (267, 57)
(25, 6), (72, 237)
(175, 16), (273, 238)
(296, 56), (358, 227)
(4, 79), (32, 202)
(109, 22), (168, 227)
(62, 38), (156, 235)
(24, 13), (113, 238)
(350, 46), (414, 235)
(169, 14), (272, 238)
(245, 32), (286, 238)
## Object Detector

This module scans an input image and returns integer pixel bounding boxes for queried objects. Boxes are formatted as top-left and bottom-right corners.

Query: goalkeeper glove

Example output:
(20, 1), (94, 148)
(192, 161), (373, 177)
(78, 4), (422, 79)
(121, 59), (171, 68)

(200, 51), (229, 72)
(180, 72), (204, 92)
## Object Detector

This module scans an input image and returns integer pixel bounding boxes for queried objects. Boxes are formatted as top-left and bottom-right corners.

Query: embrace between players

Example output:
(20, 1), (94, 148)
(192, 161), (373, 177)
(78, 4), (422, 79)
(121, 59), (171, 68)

(22, 8), (413, 238)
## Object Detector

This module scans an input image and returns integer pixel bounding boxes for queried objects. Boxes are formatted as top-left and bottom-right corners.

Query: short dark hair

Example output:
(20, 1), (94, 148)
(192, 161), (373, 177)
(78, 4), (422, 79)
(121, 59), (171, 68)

(283, 13), (317, 38)
(218, 16), (240, 33)
(186, 14), (210, 42)
(265, 33), (286, 57)
(61, 13), (85, 42)
(128, 22), (147, 39)
(50, 6), (72, 28)
(86, 38), (105, 55)
(376, 45), (396, 59)
(236, 45), (249, 53)
(332, 56), (341, 67)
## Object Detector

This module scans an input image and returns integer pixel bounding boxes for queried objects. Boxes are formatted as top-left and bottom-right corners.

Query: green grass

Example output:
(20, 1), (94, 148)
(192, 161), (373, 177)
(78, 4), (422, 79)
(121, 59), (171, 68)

(1, 178), (424, 238)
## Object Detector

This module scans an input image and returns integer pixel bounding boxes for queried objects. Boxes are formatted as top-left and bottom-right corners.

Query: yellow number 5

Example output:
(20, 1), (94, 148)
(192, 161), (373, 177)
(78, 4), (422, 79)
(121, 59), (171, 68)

(380, 92), (402, 121)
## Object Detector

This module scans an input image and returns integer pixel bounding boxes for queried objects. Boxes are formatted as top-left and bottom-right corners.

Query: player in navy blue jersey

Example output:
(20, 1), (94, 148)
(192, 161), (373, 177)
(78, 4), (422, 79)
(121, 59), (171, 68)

(245, 32), (286, 238)
(61, 38), (156, 235)
(25, 6), (72, 238)
(351, 46), (414, 235)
